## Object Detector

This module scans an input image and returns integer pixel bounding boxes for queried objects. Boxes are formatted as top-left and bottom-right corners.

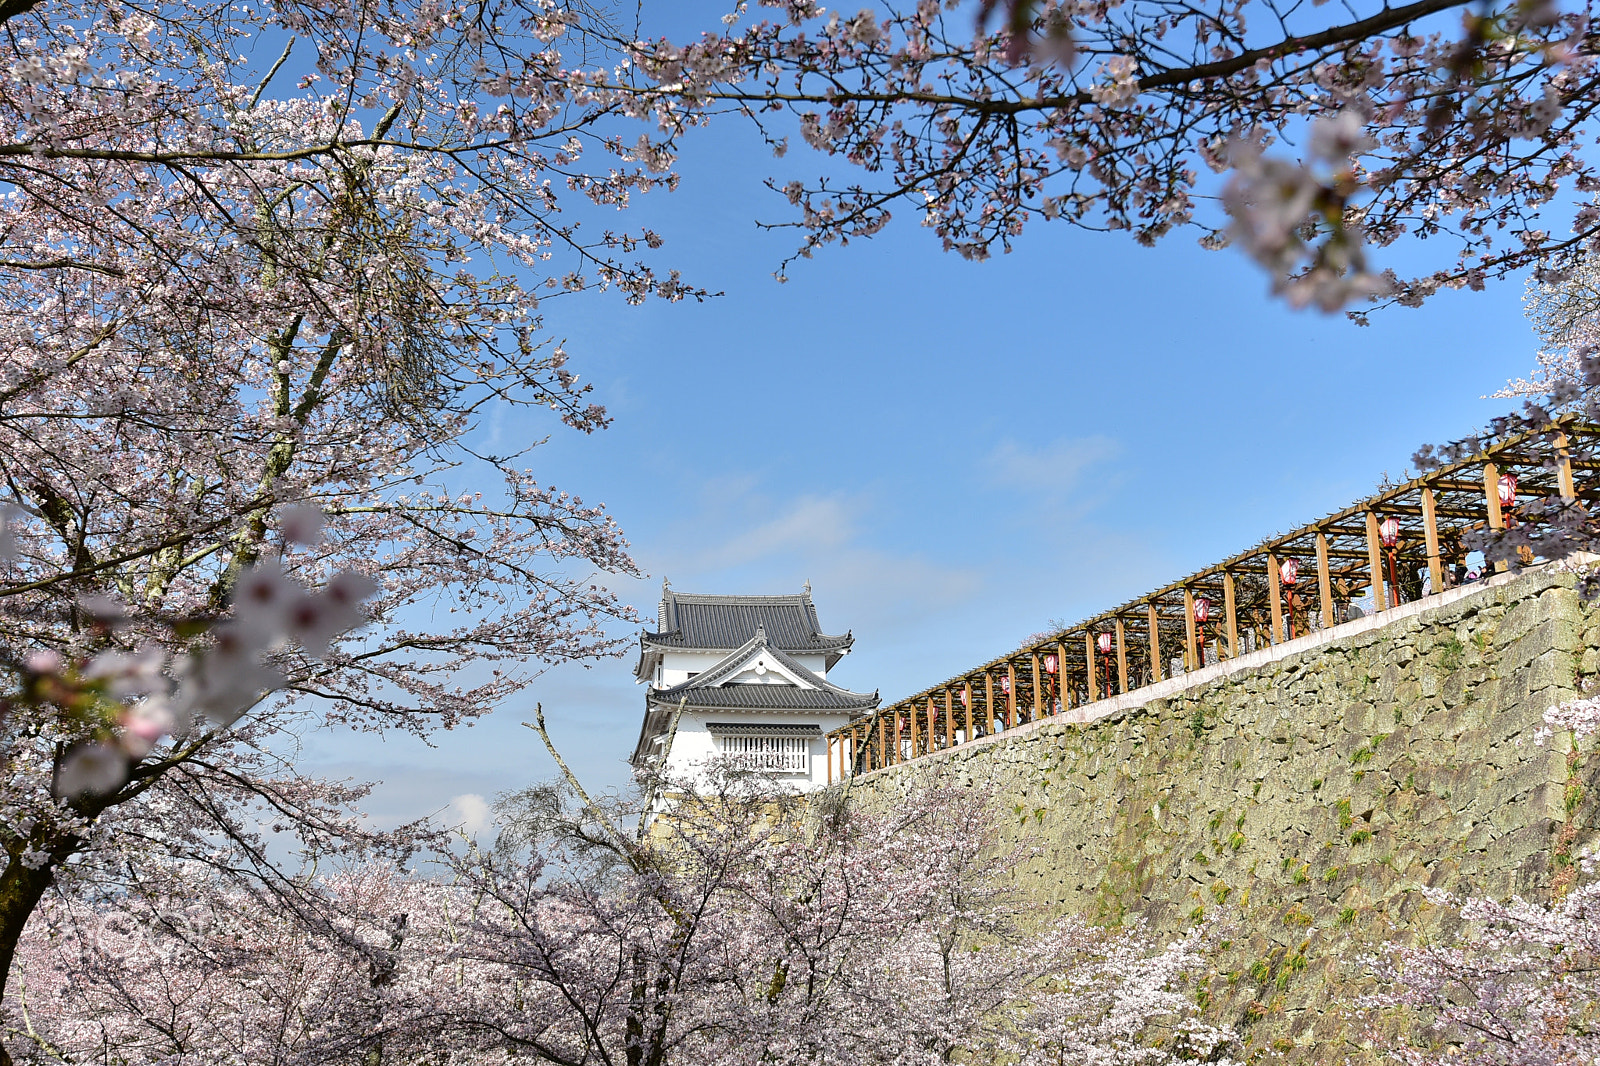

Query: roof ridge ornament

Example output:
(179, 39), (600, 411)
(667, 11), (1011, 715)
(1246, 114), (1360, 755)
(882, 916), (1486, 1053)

(803, 579), (811, 595)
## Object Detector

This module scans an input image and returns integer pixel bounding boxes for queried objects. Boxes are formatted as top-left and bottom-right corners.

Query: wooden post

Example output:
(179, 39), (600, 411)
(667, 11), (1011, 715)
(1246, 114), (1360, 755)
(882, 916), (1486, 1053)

(945, 690), (955, 747)
(1365, 512), (1388, 611)
(1147, 603), (1163, 682)
(1556, 430), (1578, 499)
(985, 672), (996, 733)
(1223, 571), (1239, 659)
(963, 681), (975, 737)
(1006, 662), (1018, 727)
(1183, 587), (1198, 672)
(1316, 531), (1335, 628)
(876, 713), (886, 770)
(1484, 460), (1508, 573)
(1112, 618), (1127, 693)
(1031, 653), (1043, 721)
(1267, 554), (1284, 644)
(1056, 641), (1070, 711)
(1484, 460), (1505, 529)
(1084, 630), (1098, 699)
(1421, 486), (1443, 595)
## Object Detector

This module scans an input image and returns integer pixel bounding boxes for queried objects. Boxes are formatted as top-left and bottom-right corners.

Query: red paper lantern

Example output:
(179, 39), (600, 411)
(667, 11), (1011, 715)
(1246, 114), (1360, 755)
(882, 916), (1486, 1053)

(1000, 675), (1011, 694)
(1096, 632), (1113, 655)
(959, 688), (969, 707)
(1044, 653), (1058, 674)
(1279, 558), (1299, 585)
(1499, 473), (1517, 508)
(1192, 597), (1210, 624)
(1378, 516), (1400, 548)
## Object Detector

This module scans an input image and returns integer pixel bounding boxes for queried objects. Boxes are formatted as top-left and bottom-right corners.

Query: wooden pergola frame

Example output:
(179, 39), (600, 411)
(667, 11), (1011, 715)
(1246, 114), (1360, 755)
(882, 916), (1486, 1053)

(824, 418), (1594, 782)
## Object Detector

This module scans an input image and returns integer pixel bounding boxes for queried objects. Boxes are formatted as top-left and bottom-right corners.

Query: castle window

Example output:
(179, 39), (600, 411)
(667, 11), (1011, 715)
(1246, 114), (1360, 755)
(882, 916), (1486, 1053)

(715, 733), (810, 773)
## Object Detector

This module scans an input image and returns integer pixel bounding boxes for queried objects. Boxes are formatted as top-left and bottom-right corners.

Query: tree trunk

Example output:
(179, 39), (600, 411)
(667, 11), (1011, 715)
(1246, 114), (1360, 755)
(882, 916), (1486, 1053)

(0, 0), (42, 29)
(0, 828), (84, 1066)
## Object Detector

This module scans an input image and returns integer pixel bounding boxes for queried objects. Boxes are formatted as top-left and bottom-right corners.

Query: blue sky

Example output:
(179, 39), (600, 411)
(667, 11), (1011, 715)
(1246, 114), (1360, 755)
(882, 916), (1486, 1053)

(296, 8), (1544, 834)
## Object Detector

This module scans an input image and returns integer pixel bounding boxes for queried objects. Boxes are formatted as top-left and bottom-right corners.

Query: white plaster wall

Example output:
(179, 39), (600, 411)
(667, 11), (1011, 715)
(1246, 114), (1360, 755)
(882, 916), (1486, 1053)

(657, 650), (726, 687)
(791, 653), (829, 676)
(655, 649), (834, 687)
(666, 710), (853, 791)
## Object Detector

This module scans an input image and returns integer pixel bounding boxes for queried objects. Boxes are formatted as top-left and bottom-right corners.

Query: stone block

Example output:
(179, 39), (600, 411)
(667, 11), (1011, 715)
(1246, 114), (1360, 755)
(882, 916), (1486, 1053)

(1522, 648), (1578, 697)
(1495, 596), (1544, 647)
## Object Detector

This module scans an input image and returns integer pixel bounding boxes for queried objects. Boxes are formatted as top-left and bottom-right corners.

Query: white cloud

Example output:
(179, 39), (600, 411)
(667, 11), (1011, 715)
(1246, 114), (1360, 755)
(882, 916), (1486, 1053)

(685, 495), (854, 569)
(638, 488), (981, 634)
(442, 792), (492, 835)
(984, 436), (1119, 498)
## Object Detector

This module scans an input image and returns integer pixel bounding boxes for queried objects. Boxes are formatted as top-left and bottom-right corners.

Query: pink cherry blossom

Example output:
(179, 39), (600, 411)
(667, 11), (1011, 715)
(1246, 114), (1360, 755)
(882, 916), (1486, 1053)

(54, 741), (125, 799)
(8, 773), (1238, 1066)
(276, 505), (327, 547)
(617, 0), (1600, 310)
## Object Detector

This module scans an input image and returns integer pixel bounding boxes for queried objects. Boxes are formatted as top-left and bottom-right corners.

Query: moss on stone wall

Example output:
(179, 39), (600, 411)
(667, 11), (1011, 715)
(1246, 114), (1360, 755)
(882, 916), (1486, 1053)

(838, 568), (1600, 1062)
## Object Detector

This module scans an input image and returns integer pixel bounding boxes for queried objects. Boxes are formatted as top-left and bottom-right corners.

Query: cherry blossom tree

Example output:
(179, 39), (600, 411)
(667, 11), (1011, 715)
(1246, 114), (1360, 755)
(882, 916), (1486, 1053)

(1500, 254), (1600, 399)
(1352, 680), (1600, 1065)
(1364, 870), (1600, 1064)
(603, 0), (1597, 313)
(0, 0), (706, 1052)
(4, 764), (1238, 1066)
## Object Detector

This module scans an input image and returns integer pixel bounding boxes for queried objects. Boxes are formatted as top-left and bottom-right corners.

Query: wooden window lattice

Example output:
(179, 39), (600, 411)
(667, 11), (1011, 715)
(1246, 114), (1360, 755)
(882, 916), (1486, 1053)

(718, 734), (810, 773)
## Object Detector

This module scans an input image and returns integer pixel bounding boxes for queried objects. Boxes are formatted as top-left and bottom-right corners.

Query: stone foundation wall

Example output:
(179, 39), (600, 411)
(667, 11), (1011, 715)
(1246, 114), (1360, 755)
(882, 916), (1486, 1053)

(838, 567), (1600, 1061)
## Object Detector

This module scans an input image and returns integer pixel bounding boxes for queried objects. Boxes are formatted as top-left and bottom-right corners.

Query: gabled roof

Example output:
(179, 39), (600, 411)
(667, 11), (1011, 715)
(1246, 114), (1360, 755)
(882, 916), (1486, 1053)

(636, 586), (854, 677)
(647, 627), (878, 712)
(629, 626), (879, 767)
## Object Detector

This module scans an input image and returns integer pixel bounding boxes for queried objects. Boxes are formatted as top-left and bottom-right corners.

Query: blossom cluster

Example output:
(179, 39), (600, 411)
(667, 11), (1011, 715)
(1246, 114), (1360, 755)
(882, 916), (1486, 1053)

(5, 510), (377, 801)
(1366, 881), (1600, 1064)
(6, 774), (1238, 1066)
(1221, 111), (1392, 311)
(614, 0), (1599, 310)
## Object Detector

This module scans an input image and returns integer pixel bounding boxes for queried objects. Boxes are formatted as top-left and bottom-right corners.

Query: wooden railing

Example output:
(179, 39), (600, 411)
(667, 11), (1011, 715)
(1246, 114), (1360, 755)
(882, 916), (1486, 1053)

(825, 418), (1595, 782)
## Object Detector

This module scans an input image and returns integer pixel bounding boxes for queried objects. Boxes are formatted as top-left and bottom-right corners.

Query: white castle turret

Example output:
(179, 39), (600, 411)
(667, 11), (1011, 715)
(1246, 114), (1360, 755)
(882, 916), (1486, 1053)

(629, 581), (878, 791)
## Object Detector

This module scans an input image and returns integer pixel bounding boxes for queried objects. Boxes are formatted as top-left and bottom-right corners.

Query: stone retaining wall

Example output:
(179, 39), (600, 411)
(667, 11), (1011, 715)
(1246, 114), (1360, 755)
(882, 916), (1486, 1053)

(838, 567), (1600, 1061)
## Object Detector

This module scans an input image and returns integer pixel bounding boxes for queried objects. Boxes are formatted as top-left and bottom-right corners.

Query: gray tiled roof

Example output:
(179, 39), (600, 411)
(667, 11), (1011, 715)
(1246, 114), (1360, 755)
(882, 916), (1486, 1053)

(646, 628), (878, 712)
(706, 722), (824, 736)
(648, 683), (877, 711)
(643, 590), (853, 654)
